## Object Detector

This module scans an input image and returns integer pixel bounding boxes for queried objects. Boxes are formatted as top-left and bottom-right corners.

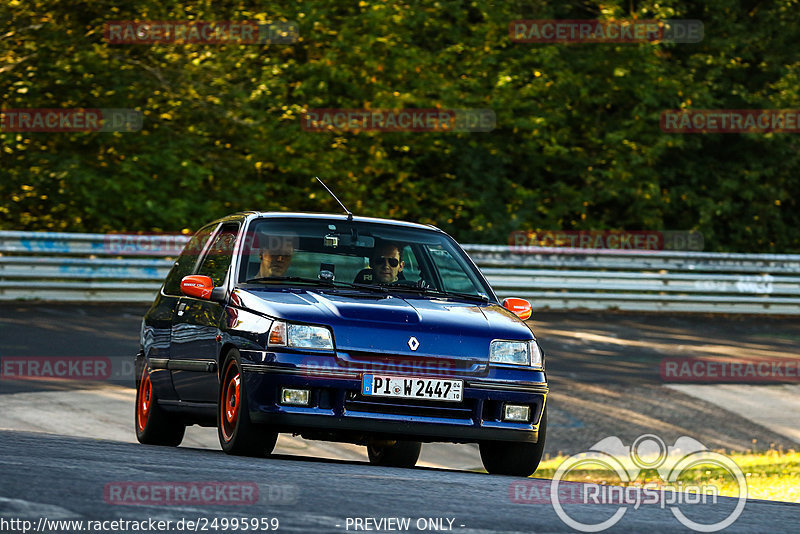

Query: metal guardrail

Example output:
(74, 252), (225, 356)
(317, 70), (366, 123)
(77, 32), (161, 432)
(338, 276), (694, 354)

(2, 231), (800, 314)
(464, 245), (800, 314)
(0, 231), (183, 302)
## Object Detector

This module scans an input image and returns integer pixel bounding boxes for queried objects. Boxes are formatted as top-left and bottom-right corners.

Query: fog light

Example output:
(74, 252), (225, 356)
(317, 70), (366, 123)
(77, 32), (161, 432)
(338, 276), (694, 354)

(281, 388), (309, 406)
(504, 404), (530, 422)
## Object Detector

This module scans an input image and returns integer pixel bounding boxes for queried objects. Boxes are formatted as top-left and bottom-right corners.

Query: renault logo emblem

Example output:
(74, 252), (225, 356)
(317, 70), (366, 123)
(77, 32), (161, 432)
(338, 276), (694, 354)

(407, 336), (419, 351)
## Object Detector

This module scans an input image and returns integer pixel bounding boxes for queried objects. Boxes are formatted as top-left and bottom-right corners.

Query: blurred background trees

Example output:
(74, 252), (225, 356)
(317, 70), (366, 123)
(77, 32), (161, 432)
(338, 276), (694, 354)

(1, 0), (798, 252)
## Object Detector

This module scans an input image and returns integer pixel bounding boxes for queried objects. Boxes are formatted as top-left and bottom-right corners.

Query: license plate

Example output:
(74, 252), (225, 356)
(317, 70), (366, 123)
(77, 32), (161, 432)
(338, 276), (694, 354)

(361, 375), (463, 402)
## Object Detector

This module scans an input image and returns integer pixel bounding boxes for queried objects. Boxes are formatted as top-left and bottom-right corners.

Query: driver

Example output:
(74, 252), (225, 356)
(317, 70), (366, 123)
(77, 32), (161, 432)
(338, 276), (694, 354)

(369, 241), (405, 283)
(255, 233), (296, 278)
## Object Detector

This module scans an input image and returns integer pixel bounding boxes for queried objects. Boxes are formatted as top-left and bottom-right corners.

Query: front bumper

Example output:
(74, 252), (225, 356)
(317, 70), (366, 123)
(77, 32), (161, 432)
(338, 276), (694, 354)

(241, 354), (547, 444)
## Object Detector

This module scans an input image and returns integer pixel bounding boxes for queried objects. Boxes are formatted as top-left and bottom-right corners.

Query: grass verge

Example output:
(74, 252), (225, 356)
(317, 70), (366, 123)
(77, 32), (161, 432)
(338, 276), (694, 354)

(534, 449), (800, 503)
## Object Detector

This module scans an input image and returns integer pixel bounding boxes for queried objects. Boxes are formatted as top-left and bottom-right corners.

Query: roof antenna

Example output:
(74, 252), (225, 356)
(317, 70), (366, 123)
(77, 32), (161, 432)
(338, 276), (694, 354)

(315, 176), (353, 221)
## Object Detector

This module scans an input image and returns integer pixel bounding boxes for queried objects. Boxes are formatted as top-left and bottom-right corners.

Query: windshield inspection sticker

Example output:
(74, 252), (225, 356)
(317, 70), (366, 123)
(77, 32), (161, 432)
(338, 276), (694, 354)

(339, 517), (464, 531)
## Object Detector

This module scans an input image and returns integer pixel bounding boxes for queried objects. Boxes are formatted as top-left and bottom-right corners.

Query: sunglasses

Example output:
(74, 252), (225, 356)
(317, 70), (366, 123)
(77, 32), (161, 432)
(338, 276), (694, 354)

(371, 256), (400, 267)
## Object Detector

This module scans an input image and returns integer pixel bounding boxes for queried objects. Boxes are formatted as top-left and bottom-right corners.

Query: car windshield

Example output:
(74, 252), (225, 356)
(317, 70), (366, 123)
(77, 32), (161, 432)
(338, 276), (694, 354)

(237, 217), (491, 299)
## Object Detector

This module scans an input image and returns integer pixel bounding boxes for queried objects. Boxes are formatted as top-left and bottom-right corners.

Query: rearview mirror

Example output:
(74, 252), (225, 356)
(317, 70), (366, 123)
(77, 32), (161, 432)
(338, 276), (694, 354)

(323, 233), (375, 249)
(503, 297), (532, 321)
(180, 275), (215, 300)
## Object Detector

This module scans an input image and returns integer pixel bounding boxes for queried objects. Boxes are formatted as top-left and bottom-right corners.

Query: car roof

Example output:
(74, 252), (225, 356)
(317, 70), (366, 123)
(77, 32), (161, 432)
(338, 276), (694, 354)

(220, 211), (444, 233)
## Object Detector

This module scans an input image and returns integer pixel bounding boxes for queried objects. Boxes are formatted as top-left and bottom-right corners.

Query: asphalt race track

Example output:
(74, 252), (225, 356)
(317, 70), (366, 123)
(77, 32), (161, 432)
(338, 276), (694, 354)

(2, 431), (800, 533)
(2, 304), (800, 532)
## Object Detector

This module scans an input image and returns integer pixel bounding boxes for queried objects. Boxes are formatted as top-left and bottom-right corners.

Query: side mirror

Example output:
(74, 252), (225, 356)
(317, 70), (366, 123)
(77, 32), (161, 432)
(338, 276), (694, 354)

(180, 275), (215, 299)
(503, 297), (532, 321)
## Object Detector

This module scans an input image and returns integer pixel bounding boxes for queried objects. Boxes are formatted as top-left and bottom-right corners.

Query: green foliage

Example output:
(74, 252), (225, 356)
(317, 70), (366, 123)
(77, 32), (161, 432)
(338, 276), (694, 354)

(1, 0), (798, 251)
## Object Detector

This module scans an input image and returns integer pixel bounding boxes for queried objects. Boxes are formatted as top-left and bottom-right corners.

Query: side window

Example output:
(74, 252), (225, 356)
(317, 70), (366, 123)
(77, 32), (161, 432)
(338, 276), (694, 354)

(429, 246), (477, 293)
(163, 225), (216, 295)
(196, 223), (239, 287)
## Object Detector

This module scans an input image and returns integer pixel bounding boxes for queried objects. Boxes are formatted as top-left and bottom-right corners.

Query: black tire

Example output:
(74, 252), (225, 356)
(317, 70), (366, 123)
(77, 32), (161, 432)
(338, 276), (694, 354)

(480, 407), (547, 476)
(218, 349), (278, 457)
(367, 440), (422, 468)
(135, 365), (186, 446)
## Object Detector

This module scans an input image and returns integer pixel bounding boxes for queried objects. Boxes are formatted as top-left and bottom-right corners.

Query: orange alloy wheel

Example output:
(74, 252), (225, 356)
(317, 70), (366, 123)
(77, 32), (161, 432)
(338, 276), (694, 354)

(220, 360), (241, 442)
(136, 367), (152, 432)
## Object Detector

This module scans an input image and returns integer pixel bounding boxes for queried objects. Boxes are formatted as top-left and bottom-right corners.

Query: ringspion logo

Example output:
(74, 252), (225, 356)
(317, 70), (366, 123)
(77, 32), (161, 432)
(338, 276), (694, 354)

(548, 434), (747, 532)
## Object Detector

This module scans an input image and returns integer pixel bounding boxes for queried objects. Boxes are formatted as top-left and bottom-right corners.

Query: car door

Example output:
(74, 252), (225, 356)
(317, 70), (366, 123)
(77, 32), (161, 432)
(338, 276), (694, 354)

(145, 224), (217, 399)
(170, 222), (239, 402)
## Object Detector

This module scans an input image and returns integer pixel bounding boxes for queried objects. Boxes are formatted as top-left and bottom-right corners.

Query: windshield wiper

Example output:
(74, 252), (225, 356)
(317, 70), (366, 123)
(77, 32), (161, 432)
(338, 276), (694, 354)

(380, 284), (489, 303)
(245, 276), (388, 293)
(246, 276), (327, 285)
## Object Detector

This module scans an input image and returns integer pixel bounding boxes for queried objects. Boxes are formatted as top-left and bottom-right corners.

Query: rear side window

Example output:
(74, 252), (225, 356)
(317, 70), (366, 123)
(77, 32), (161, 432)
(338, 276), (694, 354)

(163, 225), (216, 295)
(196, 223), (239, 287)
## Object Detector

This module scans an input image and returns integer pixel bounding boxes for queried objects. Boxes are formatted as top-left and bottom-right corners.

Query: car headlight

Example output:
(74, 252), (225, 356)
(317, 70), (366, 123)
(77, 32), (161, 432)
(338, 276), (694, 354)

(490, 340), (543, 369)
(268, 321), (334, 351)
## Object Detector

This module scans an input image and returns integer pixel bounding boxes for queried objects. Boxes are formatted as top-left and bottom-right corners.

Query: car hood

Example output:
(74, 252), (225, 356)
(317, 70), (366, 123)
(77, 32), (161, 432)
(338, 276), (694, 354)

(232, 287), (534, 367)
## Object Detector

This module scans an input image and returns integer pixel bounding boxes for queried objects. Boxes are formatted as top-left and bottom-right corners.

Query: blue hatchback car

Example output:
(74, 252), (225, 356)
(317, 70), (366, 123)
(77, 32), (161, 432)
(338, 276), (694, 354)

(135, 212), (548, 476)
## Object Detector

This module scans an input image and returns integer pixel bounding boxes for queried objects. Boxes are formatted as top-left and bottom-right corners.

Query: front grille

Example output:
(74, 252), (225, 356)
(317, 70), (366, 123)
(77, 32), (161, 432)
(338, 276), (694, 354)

(341, 351), (484, 376)
(345, 394), (474, 420)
